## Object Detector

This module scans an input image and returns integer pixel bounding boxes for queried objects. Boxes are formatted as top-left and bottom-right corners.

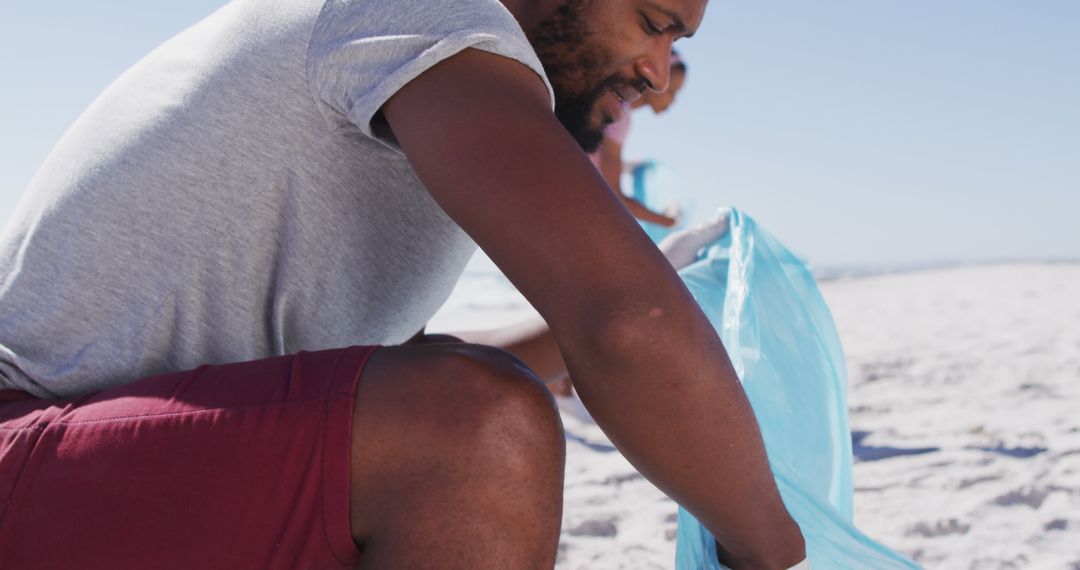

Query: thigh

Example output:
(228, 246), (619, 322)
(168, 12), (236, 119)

(0, 346), (377, 570)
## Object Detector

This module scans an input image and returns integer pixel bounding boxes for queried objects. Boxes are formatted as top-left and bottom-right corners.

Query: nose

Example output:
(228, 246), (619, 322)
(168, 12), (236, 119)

(635, 41), (674, 93)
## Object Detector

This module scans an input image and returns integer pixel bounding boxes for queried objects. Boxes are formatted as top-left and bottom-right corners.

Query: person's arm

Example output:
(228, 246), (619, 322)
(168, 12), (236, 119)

(619, 194), (679, 227)
(598, 138), (678, 227)
(448, 209), (732, 386)
(383, 49), (804, 569)
(451, 316), (567, 385)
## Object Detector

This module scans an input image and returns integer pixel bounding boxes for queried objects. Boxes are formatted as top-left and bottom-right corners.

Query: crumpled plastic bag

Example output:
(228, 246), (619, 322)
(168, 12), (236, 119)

(672, 209), (918, 569)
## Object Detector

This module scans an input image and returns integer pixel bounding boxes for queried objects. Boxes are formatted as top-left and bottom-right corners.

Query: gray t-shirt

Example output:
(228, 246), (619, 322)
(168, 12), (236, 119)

(0, 0), (553, 399)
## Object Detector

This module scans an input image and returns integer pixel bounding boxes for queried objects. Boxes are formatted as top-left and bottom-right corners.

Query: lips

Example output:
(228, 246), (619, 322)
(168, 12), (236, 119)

(600, 89), (625, 123)
(610, 85), (642, 105)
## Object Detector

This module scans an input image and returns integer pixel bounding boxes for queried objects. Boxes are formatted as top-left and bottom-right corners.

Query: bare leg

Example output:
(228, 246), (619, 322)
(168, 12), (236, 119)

(349, 343), (565, 569)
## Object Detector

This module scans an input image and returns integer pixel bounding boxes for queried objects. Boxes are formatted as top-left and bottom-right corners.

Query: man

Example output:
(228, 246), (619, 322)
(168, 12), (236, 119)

(0, 0), (807, 567)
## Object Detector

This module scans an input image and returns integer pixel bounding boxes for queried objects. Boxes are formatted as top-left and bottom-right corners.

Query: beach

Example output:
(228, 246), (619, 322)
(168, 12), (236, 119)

(430, 261), (1080, 569)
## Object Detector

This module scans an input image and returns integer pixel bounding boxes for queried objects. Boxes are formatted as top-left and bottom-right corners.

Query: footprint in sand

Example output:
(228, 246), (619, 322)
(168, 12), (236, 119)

(905, 518), (971, 537)
(993, 486), (1052, 509)
(956, 474), (1003, 490)
(566, 518), (618, 538)
(1043, 518), (1070, 532)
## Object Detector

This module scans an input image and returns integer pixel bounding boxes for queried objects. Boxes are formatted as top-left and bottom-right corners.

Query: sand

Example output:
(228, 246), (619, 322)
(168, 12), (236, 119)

(826, 264), (1080, 569)
(429, 262), (1080, 569)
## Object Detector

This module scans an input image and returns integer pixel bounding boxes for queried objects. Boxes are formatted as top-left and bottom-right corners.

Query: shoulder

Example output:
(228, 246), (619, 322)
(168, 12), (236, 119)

(306, 0), (553, 139)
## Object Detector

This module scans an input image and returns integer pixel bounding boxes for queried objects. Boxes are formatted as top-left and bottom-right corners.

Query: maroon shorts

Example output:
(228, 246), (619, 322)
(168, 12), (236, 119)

(0, 346), (378, 569)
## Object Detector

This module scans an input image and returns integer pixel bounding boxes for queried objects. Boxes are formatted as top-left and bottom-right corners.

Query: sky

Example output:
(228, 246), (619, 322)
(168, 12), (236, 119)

(1, 1), (1077, 268)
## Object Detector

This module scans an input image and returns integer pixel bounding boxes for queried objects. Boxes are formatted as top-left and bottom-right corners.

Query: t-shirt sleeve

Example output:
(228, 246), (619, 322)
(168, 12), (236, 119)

(306, 0), (554, 144)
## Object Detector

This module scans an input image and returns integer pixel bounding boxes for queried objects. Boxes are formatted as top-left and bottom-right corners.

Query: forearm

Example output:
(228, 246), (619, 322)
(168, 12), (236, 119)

(458, 298), (803, 566)
(555, 279), (804, 568)
(458, 304), (803, 566)
(619, 195), (677, 227)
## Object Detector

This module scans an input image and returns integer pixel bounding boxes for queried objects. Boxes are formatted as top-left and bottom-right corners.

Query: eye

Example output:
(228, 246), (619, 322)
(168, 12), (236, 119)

(641, 15), (664, 36)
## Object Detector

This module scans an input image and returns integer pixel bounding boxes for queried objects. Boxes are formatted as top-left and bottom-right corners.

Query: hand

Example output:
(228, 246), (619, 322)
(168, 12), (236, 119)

(657, 208), (732, 270)
(662, 200), (683, 226)
(718, 541), (808, 570)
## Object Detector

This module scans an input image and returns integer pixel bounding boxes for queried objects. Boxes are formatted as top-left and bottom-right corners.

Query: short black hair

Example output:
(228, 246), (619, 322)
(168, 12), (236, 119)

(671, 49), (687, 74)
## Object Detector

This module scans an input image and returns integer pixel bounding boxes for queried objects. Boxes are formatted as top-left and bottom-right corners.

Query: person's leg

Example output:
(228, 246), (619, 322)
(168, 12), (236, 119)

(349, 343), (565, 568)
(0, 347), (378, 569)
(0, 344), (564, 569)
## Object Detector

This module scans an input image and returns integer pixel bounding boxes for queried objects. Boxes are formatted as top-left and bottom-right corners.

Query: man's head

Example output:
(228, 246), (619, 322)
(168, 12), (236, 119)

(525, 0), (706, 152)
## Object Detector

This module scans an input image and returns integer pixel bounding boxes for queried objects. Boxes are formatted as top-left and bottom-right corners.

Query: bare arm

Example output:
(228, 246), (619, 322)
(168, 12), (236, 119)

(598, 138), (677, 227)
(383, 50), (804, 569)
(453, 316), (567, 385)
(619, 193), (678, 227)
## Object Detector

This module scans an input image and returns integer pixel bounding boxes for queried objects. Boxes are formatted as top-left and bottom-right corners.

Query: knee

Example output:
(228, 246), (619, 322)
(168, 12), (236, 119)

(421, 344), (565, 468)
(439, 344), (563, 433)
(349, 344), (565, 543)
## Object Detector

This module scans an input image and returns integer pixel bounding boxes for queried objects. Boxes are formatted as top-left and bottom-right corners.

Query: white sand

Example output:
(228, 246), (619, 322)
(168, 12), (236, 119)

(825, 264), (1080, 569)
(430, 262), (1080, 569)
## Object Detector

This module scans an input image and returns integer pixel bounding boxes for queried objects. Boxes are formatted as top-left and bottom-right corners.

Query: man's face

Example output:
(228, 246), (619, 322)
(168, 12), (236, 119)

(527, 0), (707, 152)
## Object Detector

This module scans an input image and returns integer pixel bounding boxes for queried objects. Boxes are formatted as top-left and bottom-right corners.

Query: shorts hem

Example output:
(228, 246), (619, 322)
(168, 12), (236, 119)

(321, 345), (380, 565)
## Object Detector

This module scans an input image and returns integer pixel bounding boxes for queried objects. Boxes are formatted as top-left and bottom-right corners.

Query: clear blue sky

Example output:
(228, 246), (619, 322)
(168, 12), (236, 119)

(2, 1), (1077, 267)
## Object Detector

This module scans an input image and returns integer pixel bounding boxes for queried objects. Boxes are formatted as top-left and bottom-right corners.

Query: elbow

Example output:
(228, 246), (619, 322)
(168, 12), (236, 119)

(570, 307), (677, 368)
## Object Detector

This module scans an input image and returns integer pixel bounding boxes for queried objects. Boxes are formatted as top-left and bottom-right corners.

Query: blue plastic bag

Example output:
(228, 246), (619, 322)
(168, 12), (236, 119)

(673, 209), (918, 569)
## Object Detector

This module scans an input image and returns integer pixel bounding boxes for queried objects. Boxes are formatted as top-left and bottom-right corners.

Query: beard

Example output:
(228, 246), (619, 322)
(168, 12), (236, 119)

(527, 0), (625, 153)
